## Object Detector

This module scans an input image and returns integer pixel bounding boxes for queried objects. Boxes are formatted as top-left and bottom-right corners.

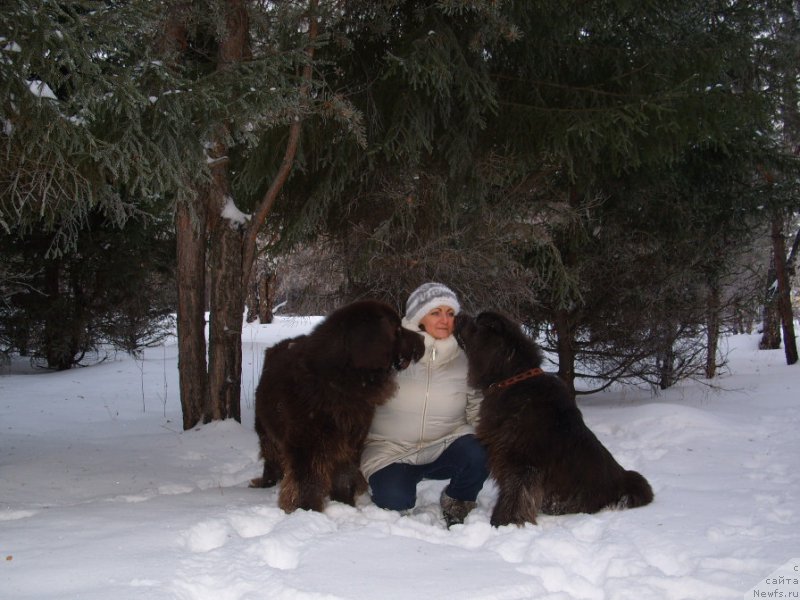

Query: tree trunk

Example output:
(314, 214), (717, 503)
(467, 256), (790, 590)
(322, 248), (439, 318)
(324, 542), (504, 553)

(206, 206), (244, 423)
(43, 259), (67, 370)
(175, 199), (208, 430)
(771, 2), (798, 365)
(201, 0), (250, 423)
(657, 328), (676, 390)
(202, 137), (243, 422)
(245, 279), (259, 323)
(245, 270), (275, 324)
(759, 251), (782, 350)
(160, 0), (207, 429)
(240, 1), (318, 289)
(771, 214), (798, 365)
(258, 272), (275, 324)
(170, 0), (318, 427)
(553, 308), (577, 400)
(705, 280), (720, 378)
(204, 0), (317, 423)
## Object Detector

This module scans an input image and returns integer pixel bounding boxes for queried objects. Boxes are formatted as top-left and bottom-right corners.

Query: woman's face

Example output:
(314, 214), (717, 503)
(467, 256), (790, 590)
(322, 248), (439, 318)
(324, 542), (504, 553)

(419, 305), (456, 340)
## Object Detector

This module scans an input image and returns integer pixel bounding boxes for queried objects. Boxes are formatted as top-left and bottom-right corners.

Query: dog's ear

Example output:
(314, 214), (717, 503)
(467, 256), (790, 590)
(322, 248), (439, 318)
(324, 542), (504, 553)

(477, 312), (507, 335)
(454, 313), (472, 331)
(347, 314), (394, 370)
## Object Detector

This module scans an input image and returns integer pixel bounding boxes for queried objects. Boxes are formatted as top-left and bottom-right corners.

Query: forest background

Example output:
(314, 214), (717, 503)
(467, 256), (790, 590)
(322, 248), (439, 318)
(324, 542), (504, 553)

(1, 0), (798, 430)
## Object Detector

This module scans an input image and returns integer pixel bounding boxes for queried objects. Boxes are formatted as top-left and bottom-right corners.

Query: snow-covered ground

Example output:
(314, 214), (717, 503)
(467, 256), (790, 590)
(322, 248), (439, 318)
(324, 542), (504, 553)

(1, 317), (798, 599)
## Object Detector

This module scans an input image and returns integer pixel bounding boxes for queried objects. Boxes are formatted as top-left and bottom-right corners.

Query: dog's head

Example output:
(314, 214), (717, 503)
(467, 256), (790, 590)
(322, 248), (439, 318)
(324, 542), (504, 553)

(392, 325), (426, 370)
(312, 300), (424, 373)
(455, 311), (543, 388)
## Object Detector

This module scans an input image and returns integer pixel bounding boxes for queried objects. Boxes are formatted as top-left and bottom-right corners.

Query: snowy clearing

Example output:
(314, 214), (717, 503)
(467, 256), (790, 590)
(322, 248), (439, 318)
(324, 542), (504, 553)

(1, 317), (798, 599)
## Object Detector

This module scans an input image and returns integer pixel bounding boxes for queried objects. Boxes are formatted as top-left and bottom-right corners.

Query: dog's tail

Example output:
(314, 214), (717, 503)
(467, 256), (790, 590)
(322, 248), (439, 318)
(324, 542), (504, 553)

(617, 470), (654, 509)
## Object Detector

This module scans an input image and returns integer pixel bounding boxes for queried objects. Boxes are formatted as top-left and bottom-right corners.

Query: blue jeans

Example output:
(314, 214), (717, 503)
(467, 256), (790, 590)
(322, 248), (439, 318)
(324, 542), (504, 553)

(368, 434), (489, 511)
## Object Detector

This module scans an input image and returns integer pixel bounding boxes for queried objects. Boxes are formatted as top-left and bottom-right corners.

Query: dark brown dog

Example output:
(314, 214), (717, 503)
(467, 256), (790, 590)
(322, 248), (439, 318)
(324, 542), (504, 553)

(251, 300), (424, 513)
(455, 311), (653, 526)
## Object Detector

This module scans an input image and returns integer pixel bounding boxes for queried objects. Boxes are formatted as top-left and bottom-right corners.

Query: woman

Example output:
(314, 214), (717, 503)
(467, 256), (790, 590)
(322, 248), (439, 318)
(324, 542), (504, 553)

(360, 282), (488, 526)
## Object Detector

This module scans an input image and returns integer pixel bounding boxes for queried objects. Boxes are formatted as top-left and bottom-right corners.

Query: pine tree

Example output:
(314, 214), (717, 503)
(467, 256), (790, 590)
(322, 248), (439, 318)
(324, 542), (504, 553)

(1, 1), (191, 251)
(269, 1), (796, 396)
(0, 209), (176, 369)
(2, 1), (362, 426)
(158, 0), (333, 428)
(473, 0), (793, 394)
(756, 0), (799, 365)
(1, 1), (183, 368)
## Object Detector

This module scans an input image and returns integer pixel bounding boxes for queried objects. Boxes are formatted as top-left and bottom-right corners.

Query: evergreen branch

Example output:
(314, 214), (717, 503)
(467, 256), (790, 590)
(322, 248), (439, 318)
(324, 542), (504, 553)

(241, 0), (320, 289)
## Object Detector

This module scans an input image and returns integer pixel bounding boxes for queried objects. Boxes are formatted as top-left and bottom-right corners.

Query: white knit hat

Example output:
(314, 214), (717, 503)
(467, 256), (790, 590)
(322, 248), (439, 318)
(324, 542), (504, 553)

(403, 282), (461, 329)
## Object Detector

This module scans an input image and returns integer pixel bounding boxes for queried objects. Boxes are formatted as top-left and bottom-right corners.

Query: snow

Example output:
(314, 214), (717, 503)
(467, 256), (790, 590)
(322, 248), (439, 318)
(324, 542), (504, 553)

(221, 196), (250, 227)
(2, 40), (22, 53)
(1, 318), (798, 600)
(26, 79), (57, 100)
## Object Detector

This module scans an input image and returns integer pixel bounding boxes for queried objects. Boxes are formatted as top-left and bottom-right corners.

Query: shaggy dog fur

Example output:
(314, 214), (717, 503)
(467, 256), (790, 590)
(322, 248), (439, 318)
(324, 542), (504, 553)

(251, 300), (424, 513)
(455, 311), (654, 527)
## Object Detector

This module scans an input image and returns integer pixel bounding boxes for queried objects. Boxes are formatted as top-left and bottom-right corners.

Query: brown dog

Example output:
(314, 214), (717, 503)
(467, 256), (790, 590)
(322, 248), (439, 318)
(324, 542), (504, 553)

(455, 311), (653, 526)
(251, 300), (424, 513)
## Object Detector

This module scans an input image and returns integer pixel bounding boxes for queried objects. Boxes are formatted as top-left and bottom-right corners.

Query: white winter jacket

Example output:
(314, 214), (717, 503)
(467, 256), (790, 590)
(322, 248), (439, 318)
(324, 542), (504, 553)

(360, 329), (482, 481)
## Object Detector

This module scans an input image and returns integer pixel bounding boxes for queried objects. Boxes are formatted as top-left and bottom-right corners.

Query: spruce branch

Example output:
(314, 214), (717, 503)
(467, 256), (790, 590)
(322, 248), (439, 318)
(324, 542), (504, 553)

(241, 0), (319, 289)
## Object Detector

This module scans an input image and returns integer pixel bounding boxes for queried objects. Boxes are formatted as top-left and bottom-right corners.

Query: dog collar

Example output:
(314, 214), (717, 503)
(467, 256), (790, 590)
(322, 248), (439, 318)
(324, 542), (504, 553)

(489, 367), (545, 390)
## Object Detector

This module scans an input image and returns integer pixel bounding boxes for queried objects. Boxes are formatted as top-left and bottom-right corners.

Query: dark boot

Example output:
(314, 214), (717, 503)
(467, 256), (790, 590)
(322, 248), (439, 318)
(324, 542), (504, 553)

(440, 489), (476, 528)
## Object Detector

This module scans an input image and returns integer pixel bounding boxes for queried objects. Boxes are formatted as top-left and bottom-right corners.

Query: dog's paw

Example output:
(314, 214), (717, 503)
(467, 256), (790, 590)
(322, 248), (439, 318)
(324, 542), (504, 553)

(249, 476), (280, 488)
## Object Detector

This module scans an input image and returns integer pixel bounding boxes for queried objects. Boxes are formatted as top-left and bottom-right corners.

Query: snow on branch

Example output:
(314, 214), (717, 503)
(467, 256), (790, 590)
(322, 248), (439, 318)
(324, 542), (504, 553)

(221, 196), (250, 228)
